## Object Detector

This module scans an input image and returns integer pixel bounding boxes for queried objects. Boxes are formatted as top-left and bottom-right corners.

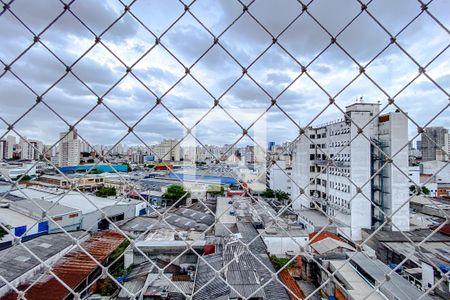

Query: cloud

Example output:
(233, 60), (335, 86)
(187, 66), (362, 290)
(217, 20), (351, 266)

(0, 0), (449, 147)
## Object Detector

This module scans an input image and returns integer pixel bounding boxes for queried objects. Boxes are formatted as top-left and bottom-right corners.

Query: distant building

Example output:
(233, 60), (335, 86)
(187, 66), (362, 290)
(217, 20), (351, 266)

(292, 102), (410, 240)
(266, 160), (292, 194)
(58, 129), (80, 166)
(0, 135), (16, 159)
(421, 126), (448, 162)
(0, 140), (5, 160)
(19, 138), (43, 160)
(152, 139), (180, 161)
(0, 161), (36, 180)
(6, 187), (146, 231)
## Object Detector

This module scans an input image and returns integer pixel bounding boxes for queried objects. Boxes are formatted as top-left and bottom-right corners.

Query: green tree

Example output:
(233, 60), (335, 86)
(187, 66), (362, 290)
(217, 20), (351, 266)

(422, 186), (430, 195)
(207, 185), (225, 196)
(261, 189), (275, 198)
(97, 278), (117, 296)
(16, 175), (31, 182)
(274, 190), (290, 201)
(96, 187), (117, 197)
(270, 256), (294, 270)
(409, 185), (431, 196)
(162, 185), (190, 206)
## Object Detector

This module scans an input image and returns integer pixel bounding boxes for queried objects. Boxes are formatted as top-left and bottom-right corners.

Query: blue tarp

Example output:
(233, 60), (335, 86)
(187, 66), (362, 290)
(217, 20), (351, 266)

(167, 173), (238, 185)
(59, 164), (128, 174)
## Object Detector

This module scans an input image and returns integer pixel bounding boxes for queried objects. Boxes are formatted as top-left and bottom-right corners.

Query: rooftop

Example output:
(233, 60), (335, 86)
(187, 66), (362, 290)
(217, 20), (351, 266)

(9, 198), (80, 218)
(0, 232), (81, 291)
(3, 230), (126, 300)
(350, 252), (433, 300)
(0, 207), (37, 227)
(8, 187), (136, 214)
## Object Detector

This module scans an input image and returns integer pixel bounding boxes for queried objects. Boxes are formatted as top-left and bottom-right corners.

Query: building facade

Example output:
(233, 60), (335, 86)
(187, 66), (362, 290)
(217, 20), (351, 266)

(266, 160), (292, 194)
(58, 130), (80, 166)
(0, 135), (16, 159)
(152, 139), (180, 161)
(421, 126), (449, 162)
(292, 102), (410, 240)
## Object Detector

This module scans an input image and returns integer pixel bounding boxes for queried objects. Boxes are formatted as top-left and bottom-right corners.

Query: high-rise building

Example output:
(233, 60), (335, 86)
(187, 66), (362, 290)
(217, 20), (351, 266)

(0, 140), (5, 160)
(152, 139), (180, 161)
(19, 138), (43, 160)
(421, 127), (449, 162)
(29, 140), (44, 160)
(4, 135), (16, 159)
(58, 130), (80, 166)
(292, 102), (410, 240)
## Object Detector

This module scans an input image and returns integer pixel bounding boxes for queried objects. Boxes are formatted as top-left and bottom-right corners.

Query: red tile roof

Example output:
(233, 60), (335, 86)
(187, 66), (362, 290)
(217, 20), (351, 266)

(279, 269), (305, 300)
(309, 231), (341, 244)
(3, 230), (126, 300)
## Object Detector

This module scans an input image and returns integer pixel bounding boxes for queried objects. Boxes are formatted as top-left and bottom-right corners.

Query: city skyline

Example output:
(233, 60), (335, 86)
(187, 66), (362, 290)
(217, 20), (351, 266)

(1, 1), (450, 299)
(1, 1), (450, 146)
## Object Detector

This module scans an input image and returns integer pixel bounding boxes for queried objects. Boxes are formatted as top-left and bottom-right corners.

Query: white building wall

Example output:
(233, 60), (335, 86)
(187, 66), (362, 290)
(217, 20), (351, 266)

(382, 112), (410, 231)
(421, 160), (450, 183)
(262, 236), (309, 255)
(408, 166), (420, 185)
(268, 160), (292, 194)
(5, 135), (16, 159)
(292, 133), (313, 210)
(348, 108), (376, 241)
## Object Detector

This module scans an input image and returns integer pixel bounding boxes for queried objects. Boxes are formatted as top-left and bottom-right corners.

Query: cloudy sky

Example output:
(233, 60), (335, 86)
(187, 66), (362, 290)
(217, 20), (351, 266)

(1, 0), (449, 149)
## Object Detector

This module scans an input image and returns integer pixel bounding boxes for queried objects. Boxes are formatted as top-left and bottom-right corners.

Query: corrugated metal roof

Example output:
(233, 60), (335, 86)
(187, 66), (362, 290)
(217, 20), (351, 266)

(193, 253), (229, 300)
(3, 230), (126, 300)
(310, 237), (355, 255)
(0, 232), (79, 289)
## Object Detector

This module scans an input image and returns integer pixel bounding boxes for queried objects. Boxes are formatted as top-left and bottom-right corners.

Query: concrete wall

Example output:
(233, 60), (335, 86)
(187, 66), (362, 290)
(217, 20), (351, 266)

(262, 236), (308, 255)
(82, 203), (139, 231)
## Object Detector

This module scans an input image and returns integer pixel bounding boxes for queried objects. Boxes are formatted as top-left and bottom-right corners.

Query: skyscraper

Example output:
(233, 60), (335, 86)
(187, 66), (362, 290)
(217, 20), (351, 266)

(152, 139), (181, 161)
(58, 130), (80, 166)
(421, 127), (449, 162)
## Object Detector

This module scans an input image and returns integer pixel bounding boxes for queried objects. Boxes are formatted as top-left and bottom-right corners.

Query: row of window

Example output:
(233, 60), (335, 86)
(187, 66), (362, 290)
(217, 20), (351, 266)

(309, 178), (327, 187)
(310, 165), (328, 173)
(329, 141), (350, 148)
(329, 167), (351, 177)
(309, 133), (327, 139)
(328, 194), (351, 209)
(310, 143), (327, 149)
(330, 127), (350, 136)
(330, 181), (351, 193)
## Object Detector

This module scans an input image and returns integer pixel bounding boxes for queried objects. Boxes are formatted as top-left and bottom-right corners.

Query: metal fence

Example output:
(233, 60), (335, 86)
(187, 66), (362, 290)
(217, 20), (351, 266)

(0, 0), (449, 299)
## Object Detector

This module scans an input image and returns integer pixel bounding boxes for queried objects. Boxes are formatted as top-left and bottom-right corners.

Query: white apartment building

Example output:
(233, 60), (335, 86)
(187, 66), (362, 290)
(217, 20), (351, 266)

(266, 160), (292, 194)
(0, 140), (5, 160)
(19, 138), (43, 160)
(58, 130), (80, 167)
(292, 102), (410, 240)
(152, 139), (180, 161)
(0, 135), (16, 159)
